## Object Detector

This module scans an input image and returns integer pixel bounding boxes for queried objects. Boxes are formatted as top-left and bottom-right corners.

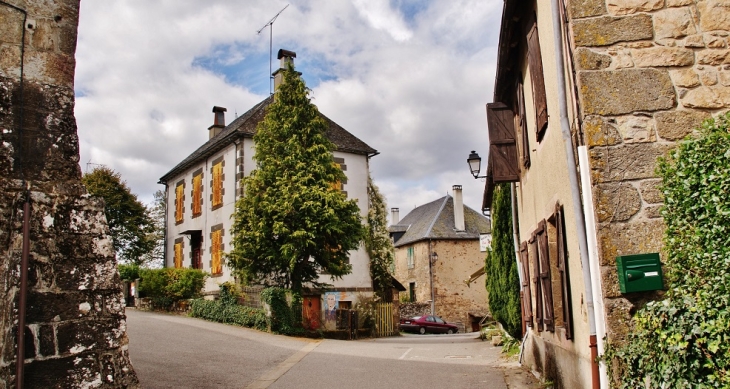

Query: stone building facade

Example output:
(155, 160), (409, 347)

(390, 186), (491, 332)
(0, 0), (138, 387)
(485, 0), (729, 387)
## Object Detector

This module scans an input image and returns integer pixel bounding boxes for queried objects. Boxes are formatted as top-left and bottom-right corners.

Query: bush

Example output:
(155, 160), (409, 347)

(261, 287), (302, 335)
(138, 268), (207, 310)
(604, 112), (730, 388)
(118, 263), (140, 281)
(190, 299), (267, 331)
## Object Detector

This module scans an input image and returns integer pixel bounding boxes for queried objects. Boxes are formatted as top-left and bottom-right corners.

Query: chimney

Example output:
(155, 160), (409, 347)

(273, 49), (297, 91)
(453, 185), (465, 231)
(391, 208), (400, 225)
(209, 106), (227, 139)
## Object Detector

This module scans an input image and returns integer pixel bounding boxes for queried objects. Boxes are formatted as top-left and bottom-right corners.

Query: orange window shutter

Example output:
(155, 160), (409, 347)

(331, 162), (341, 191)
(211, 230), (222, 274)
(174, 242), (183, 268)
(213, 163), (222, 207)
(192, 175), (202, 215)
(175, 184), (184, 222)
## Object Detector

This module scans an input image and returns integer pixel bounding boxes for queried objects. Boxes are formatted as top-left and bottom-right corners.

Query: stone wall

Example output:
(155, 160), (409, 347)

(570, 0), (730, 344)
(0, 0), (138, 387)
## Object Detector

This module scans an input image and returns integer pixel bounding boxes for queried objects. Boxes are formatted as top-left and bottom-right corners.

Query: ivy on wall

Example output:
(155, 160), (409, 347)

(604, 112), (730, 388)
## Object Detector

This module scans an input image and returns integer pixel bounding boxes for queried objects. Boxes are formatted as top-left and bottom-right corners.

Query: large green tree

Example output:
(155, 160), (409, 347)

(139, 189), (165, 268)
(485, 183), (521, 338)
(228, 63), (365, 294)
(82, 166), (155, 264)
(365, 175), (395, 300)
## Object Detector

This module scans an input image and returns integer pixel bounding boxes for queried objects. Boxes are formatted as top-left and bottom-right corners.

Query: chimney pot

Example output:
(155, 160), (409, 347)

(453, 185), (465, 231)
(391, 207), (400, 225)
(209, 106), (227, 139)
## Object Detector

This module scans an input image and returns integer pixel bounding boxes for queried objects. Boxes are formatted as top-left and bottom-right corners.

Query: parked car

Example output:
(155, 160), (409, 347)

(399, 315), (459, 334)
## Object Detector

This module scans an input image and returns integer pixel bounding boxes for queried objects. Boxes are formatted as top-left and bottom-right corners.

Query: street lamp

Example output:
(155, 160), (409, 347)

(429, 251), (438, 315)
(467, 150), (486, 179)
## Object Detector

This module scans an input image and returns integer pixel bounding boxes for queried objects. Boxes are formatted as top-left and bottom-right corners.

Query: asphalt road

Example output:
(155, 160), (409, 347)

(125, 309), (535, 389)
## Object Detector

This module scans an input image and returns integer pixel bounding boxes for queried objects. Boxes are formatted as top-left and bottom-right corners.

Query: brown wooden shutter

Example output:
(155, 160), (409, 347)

(520, 242), (533, 327)
(529, 234), (542, 332)
(537, 220), (555, 332)
(486, 102), (520, 182)
(527, 18), (548, 142)
(555, 204), (572, 339)
(516, 77), (531, 169)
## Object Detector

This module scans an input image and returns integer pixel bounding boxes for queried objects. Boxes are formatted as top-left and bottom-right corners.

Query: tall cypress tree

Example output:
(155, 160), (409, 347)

(485, 183), (521, 338)
(365, 175), (395, 300)
(229, 63), (365, 294)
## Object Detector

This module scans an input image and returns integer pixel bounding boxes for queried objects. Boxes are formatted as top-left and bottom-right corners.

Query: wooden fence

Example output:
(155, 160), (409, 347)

(373, 302), (398, 337)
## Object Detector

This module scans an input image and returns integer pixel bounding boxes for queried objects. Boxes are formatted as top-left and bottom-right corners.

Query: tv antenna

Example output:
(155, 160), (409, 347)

(257, 4), (289, 95)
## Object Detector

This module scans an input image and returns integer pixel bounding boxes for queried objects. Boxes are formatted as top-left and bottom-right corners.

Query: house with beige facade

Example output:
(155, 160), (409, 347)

(479, 0), (729, 387)
(389, 186), (491, 332)
(158, 51), (379, 313)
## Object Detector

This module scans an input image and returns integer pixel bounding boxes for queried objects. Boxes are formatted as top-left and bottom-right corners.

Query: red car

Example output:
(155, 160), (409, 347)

(399, 315), (459, 334)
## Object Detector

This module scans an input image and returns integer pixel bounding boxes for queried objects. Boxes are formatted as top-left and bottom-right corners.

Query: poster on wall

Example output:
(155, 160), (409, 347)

(324, 292), (340, 322)
(479, 234), (492, 252)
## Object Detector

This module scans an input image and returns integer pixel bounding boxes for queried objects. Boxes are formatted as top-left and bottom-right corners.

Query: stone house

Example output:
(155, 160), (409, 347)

(158, 51), (379, 313)
(389, 186), (491, 332)
(482, 0), (729, 387)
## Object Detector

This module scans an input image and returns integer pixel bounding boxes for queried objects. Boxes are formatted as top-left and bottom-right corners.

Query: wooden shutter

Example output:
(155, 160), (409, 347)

(486, 102), (520, 182)
(516, 77), (531, 168)
(175, 183), (184, 223)
(537, 220), (555, 332)
(520, 242), (533, 327)
(529, 234), (542, 331)
(555, 204), (572, 339)
(527, 17), (548, 141)
(192, 174), (202, 216)
(212, 162), (223, 207)
(174, 242), (183, 269)
(211, 229), (222, 274)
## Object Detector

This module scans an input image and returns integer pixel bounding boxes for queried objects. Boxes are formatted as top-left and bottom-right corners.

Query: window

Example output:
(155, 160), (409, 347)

(211, 159), (224, 209)
(407, 247), (414, 269)
(210, 226), (223, 275)
(551, 204), (572, 339)
(527, 14), (548, 141)
(192, 170), (203, 217)
(174, 238), (184, 269)
(331, 157), (348, 196)
(519, 242), (533, 327)
(516, 76), (531, 169)
(174, 181), (185, 224)
(486, 102), (520, 182)
(409, 282), (416, 302)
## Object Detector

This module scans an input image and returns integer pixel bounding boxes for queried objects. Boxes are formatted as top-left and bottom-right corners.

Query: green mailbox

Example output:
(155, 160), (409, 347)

(616, 253), (663, 293)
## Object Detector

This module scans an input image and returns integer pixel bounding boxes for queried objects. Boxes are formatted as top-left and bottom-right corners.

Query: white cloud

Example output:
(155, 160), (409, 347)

(75, 0), (502, 212)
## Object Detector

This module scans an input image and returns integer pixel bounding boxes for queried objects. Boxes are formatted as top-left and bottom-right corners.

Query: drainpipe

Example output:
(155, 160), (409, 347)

(548, 1), (600, 388)
(1, 2), (30, 387)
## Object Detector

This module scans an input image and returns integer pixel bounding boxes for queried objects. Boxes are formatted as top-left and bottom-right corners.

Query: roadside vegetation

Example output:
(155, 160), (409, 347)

(604, 113), (730, 388)
(119, 265), (207, 310)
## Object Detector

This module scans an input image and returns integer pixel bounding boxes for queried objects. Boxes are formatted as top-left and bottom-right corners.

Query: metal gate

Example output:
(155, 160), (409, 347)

(373, 302), (397, 337)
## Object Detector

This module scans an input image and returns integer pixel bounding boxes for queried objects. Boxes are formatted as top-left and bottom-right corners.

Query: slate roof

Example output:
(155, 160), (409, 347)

(389, 195), (491, 248)
(159, 95), (377, 183)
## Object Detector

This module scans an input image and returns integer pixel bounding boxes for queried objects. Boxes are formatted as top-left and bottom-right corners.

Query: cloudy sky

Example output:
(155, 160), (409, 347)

(75, 0), (502, 219)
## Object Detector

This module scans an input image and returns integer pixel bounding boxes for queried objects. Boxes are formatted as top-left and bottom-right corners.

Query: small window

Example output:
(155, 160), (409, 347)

(174, 239), (184, 269)
(210, 227), (223, 275)
(409, 282), (416, 302)
(211, 160), (224, 209)
(516, 77), (531, 169)
(192, 172), (203, 217)
(407, 247), (415, 269)
(175, 182), (185, 224)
